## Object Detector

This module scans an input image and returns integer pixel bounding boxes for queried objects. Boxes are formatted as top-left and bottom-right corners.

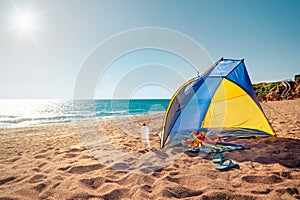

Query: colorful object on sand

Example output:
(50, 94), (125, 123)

(161, 58), (274, 149)
(181, 131), (222, 148)
(215, 158), (239, 171)
(203, 140), (246, 152)
(212, 152), (224, 163)
(181, 130), (245, 153)
(181, 131), (202, 152)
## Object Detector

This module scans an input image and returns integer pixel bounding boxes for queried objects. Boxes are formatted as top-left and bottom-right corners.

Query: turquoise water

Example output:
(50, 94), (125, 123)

(0, 99), (170, 128)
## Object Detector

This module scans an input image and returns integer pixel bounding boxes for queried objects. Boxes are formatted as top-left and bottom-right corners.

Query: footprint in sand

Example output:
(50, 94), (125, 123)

(138, 175), (155, 192)
(28, 174), (47, 183)
(34, 154), (48, 159)
(57, 165), (71, 171)
(202, 192), (256, 200)
(38, 149), (48, 154)
(111, 162), (130, 170)
(80, 177), (106, 190)
(102, 188), (130, 200)
(68, 193), (101, 200)
(38, 162), (48, 168)
(52, 182), (60, 189)
(79, 155), (93, 159)
(68, 189), (129, 200)
(151, 171), (164, 178)
(33, 182), (47, 193)
(276, 187), (300, 196)
(162, 186), (203, 198)
(0, 176), (16, 185)
(165, 175), (180, 183)
(251, 188), (273, 195)
(7, 157), (21, 162)
(169, 172), (179, 176)
(63, 153), (78, 158)
(32, 168), (42, 172)
(242, 175), (283, 184)
(67, 163), (105, 174)
(141, 184), (152, 193)
(65, 146), (86, 153)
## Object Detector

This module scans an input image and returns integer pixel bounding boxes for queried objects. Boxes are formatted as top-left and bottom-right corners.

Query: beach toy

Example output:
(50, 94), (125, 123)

(210, 135), (223, 142)
(191, 130), (201, 136)
(181, 131), (205, 152)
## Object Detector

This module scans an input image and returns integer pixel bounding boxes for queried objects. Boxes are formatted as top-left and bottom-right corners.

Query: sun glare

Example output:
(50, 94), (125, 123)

(7, 4), (42, 41)
(12, 11), (37, 34)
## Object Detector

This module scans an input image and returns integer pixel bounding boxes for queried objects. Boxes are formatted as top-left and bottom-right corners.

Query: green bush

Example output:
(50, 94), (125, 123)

(295, 74), (300, 84)
(253, 82), (281, 96)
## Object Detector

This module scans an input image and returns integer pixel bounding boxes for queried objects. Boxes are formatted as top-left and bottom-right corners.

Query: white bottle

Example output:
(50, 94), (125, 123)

(141, 123), (150, 149)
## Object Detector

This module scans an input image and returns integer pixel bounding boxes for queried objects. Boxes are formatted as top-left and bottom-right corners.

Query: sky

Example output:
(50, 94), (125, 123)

(0, 0), (299, 99)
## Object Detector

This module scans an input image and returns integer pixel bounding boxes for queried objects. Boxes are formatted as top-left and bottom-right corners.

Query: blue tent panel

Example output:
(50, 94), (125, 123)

(226, 61), (256, 99)
(161, 77), (205, 146)
(169, 77), (222, 136)
(209, 59), (241, 77)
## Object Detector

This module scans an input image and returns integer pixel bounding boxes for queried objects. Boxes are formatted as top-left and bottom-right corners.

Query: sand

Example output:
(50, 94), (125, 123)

(0, 100), (299, 200)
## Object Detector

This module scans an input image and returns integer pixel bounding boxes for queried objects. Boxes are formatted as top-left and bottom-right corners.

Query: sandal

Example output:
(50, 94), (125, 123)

(216, 158), (239, 171)
(212, 152), (224, 163)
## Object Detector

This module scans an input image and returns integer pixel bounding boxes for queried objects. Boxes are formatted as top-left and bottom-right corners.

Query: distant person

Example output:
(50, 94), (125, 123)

(141, 123), (150, 149)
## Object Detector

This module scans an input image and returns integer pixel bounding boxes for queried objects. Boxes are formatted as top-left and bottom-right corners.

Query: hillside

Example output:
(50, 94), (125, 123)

(253, 74), (300, 101)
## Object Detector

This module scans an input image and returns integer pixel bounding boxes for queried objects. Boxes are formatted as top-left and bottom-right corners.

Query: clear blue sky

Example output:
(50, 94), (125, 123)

(0, 0), (299, 99)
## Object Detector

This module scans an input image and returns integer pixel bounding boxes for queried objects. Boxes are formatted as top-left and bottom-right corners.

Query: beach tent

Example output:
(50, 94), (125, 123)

(161, 58), (274, 148)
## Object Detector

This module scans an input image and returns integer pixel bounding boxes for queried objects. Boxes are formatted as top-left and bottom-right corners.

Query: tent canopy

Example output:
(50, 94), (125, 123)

(161, 58), (274, 148)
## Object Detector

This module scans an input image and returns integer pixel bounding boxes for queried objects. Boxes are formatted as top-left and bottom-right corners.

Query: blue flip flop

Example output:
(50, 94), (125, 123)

(216, 158), (239, 171)
(212, 152), (224, 163)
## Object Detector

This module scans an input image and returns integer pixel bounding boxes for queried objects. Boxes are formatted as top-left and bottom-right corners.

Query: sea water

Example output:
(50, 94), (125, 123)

(0, 99), (170, 128)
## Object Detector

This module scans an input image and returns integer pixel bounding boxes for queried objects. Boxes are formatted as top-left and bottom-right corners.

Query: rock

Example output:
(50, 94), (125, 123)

(257, 94), (266, 102)
(275, 84), (285, 94)
(266, 91), (281, 101)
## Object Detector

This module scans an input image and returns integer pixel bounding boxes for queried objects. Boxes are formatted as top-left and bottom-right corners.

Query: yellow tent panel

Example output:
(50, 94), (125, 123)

(202, 78), (274, 135)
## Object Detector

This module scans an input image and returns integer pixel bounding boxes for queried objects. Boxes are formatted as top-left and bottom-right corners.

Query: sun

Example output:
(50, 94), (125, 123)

(12, 10), (38, 35)
(7, 4), (42, 41)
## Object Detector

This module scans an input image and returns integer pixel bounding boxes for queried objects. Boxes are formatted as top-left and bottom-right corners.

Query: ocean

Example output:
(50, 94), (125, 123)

(0, 99), (170, 128)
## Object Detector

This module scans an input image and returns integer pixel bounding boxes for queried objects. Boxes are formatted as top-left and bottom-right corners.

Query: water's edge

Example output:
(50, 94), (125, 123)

(0, 99), (170, 128)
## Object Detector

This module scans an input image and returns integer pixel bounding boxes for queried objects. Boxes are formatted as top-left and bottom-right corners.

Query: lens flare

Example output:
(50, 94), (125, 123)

(6, 3), (43, 42)
(12, 10), (38, 35)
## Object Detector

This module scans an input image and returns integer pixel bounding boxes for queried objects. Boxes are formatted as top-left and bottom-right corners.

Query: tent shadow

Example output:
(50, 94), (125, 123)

(224, 137), (300, 168)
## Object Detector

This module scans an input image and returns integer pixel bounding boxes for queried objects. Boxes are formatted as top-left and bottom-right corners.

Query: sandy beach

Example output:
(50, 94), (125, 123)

(0, 100), (299, 200)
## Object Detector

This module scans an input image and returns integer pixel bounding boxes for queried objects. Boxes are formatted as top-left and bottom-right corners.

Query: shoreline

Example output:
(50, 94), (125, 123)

(1, 98), (299, 131)
(1, 100), (299, 140)
(0, 111), (166, 131)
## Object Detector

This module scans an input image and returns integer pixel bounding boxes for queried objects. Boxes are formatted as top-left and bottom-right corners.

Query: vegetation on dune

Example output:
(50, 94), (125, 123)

(252, 74), (300, 101)
(253, 82), (281, 96)
(295, 74), (300, 84)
